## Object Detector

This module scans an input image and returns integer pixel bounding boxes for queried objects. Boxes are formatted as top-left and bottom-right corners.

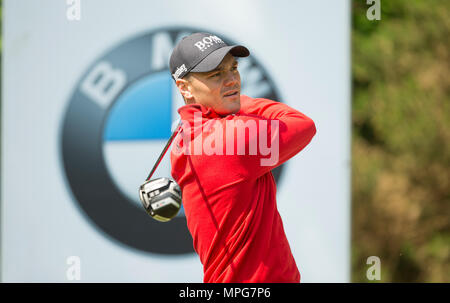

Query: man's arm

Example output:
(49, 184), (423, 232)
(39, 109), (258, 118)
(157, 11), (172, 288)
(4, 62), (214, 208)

(234, 95), (317, 178)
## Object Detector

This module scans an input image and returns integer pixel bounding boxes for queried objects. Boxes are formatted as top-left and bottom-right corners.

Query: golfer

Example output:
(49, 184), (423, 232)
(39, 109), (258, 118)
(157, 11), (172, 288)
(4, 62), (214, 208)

(169, 32), (316, 283)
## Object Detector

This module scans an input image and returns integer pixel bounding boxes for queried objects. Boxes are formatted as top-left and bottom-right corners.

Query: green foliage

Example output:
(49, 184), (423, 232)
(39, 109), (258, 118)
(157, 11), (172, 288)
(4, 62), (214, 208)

(352, 0), (450, 282)
(0, 0), (2, 52)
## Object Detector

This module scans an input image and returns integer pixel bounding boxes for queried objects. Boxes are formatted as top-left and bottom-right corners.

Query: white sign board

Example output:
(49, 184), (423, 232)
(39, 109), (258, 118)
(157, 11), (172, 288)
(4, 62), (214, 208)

(1, 0), (350, 282)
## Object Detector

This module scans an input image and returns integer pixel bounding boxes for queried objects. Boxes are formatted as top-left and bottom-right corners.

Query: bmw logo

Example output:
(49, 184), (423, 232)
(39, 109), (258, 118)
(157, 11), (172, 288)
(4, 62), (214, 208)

(60, 27), (283, 254)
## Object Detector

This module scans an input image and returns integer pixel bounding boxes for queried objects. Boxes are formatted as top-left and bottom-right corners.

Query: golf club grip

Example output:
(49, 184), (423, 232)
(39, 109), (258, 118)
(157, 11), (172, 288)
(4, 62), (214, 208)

(145, 122), (181, 181)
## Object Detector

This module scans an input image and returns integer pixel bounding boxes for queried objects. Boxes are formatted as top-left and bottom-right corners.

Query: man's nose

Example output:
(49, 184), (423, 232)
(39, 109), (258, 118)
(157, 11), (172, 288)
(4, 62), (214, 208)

(224, 70), (239, 86)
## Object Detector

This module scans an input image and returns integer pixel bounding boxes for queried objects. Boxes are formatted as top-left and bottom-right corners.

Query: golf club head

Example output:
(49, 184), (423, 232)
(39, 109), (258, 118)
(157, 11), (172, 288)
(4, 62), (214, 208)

(139, 177), (182, 222)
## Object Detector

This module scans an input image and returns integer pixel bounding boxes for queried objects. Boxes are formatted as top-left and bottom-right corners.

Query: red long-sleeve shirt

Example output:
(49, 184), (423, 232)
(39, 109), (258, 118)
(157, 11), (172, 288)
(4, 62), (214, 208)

(170, 95), (316, 283)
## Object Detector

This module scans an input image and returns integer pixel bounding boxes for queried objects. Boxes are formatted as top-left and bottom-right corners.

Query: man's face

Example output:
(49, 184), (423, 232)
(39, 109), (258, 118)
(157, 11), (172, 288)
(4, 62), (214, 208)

(177, 53), (241, 116)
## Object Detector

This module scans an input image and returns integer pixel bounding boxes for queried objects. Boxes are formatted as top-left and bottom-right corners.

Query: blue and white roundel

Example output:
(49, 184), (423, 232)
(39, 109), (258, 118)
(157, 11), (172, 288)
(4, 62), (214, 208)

(103, 71), (184, 212)
(61, 27), (281, 254)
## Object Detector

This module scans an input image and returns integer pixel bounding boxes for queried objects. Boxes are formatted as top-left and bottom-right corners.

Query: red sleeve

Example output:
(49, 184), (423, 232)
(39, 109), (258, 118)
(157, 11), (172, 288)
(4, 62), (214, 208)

(231, 95), (317, 178)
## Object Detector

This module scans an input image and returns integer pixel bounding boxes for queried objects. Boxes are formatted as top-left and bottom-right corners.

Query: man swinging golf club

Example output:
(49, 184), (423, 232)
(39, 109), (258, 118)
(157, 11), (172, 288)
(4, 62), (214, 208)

(142, 32), (316, 283)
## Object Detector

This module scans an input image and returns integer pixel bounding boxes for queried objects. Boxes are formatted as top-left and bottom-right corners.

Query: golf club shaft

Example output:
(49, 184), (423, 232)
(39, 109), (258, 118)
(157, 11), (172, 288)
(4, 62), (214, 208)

(146, 122), (181, 181)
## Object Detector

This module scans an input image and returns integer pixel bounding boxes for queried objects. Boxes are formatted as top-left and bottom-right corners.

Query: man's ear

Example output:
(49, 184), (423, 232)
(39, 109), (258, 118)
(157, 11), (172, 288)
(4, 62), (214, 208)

(176, 78), (193, 101)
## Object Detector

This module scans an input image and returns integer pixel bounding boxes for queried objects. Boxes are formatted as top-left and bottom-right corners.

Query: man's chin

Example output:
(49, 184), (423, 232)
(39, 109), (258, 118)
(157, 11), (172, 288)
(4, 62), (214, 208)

(217, 100), (241, 116)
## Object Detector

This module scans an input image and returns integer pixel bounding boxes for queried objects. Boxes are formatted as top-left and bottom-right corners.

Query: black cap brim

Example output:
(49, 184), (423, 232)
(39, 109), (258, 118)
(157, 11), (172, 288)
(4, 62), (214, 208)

(190, 45), (250, 73)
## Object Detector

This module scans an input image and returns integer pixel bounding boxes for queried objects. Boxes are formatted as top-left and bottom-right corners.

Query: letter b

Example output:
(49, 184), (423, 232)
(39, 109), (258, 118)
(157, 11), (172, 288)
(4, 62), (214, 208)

(194, 42), (205, 51)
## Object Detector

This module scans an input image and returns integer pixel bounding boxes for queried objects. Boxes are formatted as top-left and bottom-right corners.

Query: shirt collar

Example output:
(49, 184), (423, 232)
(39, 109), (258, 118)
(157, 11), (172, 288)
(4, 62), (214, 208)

(178, 103), (224, 121)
